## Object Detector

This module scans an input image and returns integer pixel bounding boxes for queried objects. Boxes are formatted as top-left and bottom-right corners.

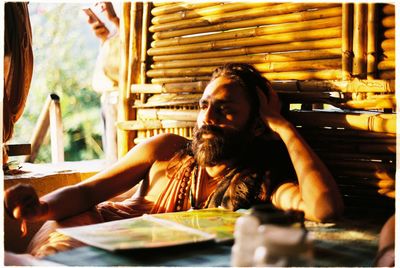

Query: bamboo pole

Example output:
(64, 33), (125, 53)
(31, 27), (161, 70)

(367, 3), (377, 79)
(308, 141), (396, 154)
(140, 2), (150, 84)
(382, 50), (395, 60)
(342, 3), (352, 80)
(298, 128), (396, 139)
(131, 81), (208, 93)
(49, 94), (64, 163)
(379, 71), (395, 80)
(381, 39), (395, 50)
(117, 3), (143, 158)
(151, 76), (211, 84)
(287, 111), (396, 133)
(153, 38), (342, 62)
(384, 28), (395, 39)
(150, 3), (340, 33)
(353, 3), (367, 78)
(382, 16), (395, 28)
(272, 79), (395, 93)
(152, 2), (270, 25)
(153, 7), (342, 40)
(152, 16), (342, 48)
(151, 2), (217, 16)
(326, 160), (395, 171)
(118, 120), (195, 131)
(382, 4), (395, 15)
(153, 6), (342, 40)
(139, 2), (150, 103)
(262, 70), (343, 81)
(377, 60), (396, 70)
(24, 94), (53, 162)
(339, 98), (396, 110)
(255, 59), (341, 72)
(147, 59), (341, 78)
(137, 109), (198, 121)
(152, 49), (341, 69)
(148, 27), (342, 56)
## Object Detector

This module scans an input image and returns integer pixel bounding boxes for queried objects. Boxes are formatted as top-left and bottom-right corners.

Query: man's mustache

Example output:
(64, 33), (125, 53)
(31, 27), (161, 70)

(196, 125), (224, 137)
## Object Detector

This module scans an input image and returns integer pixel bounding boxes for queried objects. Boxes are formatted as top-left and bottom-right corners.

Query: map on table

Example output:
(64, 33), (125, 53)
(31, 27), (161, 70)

(57, 208), (244, 251)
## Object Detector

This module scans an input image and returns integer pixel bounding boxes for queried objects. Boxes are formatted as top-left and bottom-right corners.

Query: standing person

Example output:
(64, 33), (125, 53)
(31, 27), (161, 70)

(4, 63), (344, 258)
(85, 2), (120, 165)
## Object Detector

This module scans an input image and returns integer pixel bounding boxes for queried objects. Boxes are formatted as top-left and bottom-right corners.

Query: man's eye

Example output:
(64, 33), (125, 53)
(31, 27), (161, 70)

(199, 102), (208, 110)
(219, 105), (231, 113)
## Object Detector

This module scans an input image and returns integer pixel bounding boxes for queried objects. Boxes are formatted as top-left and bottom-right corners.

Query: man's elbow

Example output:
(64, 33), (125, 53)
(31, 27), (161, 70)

(308, 195), (344, 223)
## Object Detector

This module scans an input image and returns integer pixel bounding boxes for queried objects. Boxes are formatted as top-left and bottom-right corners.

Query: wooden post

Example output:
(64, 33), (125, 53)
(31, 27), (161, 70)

(367, 3), (377, 80)
(353, 3), (367, 78)
(140, 2), (151, 103)
(117, 2), (143, 158)
(49, 94), (64, 163)
(23, 95), (52, 162)
(118, 3), (132, 159)
(342, 3), (353, 80)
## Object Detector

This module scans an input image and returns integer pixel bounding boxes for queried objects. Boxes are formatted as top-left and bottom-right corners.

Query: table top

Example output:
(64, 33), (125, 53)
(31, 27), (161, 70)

(45, 217), (382, 267)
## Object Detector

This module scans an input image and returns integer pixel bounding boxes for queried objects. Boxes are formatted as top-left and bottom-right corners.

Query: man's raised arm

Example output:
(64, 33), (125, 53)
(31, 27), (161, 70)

(257, 88), (344, 222)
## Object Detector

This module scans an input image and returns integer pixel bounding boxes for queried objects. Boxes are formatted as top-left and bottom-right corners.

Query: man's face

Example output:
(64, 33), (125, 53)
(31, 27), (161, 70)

(192, 76), (255, 166)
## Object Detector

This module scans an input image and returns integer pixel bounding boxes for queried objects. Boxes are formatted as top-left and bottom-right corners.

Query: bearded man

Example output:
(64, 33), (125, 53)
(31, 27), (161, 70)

(4, 63), (343, 258)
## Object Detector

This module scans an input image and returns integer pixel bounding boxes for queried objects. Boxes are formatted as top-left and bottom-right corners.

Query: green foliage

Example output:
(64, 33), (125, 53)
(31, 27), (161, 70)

(10, 3), (104, 163)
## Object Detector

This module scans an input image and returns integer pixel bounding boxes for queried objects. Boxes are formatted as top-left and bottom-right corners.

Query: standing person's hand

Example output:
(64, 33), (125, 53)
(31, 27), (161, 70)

(4, 184), (49, 222)
(96, 2), (120, 28)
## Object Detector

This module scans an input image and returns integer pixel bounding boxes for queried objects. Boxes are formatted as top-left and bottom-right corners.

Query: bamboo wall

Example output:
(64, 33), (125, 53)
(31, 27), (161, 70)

(118, 2), (395, 217)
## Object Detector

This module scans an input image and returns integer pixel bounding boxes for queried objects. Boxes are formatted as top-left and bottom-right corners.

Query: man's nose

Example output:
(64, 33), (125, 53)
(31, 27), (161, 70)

(202, 106), (217, 125)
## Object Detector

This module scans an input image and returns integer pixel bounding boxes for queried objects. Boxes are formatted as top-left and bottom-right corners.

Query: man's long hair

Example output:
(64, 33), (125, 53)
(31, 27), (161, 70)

(209, 63), (273, 120)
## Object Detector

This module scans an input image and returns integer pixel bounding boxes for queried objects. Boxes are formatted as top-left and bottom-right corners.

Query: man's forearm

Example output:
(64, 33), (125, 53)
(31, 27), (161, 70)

(40, 184), (95, 221)
(273, 119), (344, 221)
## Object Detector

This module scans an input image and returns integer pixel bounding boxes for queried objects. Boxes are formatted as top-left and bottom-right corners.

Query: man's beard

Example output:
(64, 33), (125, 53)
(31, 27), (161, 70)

(191, 125), (252, 167)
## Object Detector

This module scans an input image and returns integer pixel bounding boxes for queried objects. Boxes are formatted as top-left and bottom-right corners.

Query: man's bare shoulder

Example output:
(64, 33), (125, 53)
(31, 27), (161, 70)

(144, 133), (190, 161)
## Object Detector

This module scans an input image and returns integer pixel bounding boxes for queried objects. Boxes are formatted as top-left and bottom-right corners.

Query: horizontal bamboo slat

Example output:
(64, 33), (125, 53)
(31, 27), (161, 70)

(262, 70), (343, 81)
(381, 39), (395, 50)
(149, 3), (340, 33)
(148, 63), (343, 78)
(153, 38), (342, 62)
(137, 109), (198, 121)
(273, 79), (395, 93)
(148, 26), (342, 56)
(377, 60), (395, 70)
(384, 28), (395, 39)
(382, 4), (395, 15)
(153, 6), (342, 40)
(140, 78), (395, 94)
(334, 173), (395, 186)
(151, 2), (218, 16)
(118, 119), (195, 130)
(152, 16), (342, 48)
(152, 2), (270, 25)
(379, 71), (395, 80)
(288, 111), (396, 133)
(151, 49), (342, 69)
(134, 93), (201, 108)
(382, 16), (395, 28)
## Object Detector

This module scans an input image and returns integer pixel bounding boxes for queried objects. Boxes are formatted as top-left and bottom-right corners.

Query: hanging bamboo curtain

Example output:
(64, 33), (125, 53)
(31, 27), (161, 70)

(3, 3), (34, 164)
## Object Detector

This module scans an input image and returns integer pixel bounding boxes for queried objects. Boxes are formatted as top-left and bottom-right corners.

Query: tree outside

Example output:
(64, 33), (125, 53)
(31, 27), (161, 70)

(9, 3), (105, 163)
